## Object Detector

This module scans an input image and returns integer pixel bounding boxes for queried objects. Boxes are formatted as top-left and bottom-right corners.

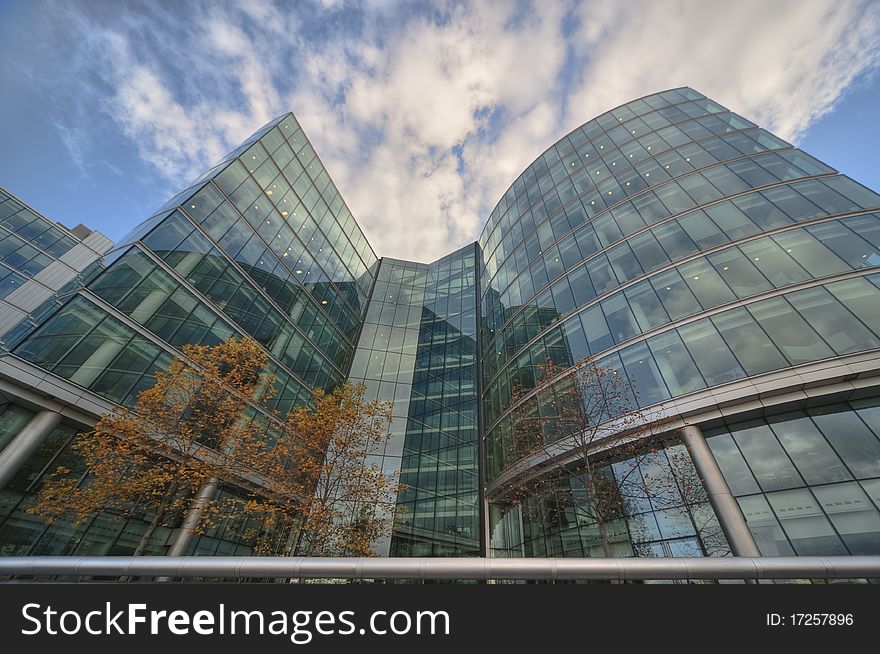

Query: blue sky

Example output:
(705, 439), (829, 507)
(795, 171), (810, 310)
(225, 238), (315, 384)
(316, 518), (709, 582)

(1, 0), (879, 262)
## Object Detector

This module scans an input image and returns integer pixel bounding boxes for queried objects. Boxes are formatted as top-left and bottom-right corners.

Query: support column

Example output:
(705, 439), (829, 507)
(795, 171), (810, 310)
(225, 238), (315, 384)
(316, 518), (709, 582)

(0, 410), (63, 490)
(680, 424), (761, 557)
(166, 477), (220, 557)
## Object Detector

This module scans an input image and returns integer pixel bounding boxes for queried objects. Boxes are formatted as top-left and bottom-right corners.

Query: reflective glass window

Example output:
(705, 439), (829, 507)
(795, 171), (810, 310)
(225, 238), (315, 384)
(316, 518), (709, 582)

(711, 307), (788, 375)
(704, 202), (759, 240)
(707, 432), (760, 495)
(746, 296), (834, 364)
(586, 256), (617, 295)
(738, 238), (809, 287)
(601, 294), (640, 344)
(650, 269), (702, 319)
(771, 230), (849, 278)
(607, 242), (643, 282)
(679, 173), (722, 205)
(708, 248), (772, 298)
(768, 414), (851, 485)
(566, 264), (595, 308)
(624, 281), (669, 331)
(677, 318), (745, 386)
(825, 277), (880, 335)
(786, 286), (880, 355)
(737, 495), (795, 556)
(679, 258), (737, 307)
(629, 231), (669, 272)
(732, 422), (802, 492)
(580, 305), (613, 355)
(766, 488), (848, 555)
(733, 192), (792, 229)
(810, 409), (880, 479)
(806, 221), (880, 268)
(620, 342), (669, 407)
(653, 220), (697, 260)
(678, 210), (727, 248)
(811, 483), (880, 554)
(646, 330), (705, 396)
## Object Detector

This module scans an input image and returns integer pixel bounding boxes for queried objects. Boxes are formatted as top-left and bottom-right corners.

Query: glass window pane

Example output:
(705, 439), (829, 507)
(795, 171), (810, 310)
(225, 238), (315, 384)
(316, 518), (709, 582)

(677, 318), (745, 386)
(733, 192), (792, 230)
(767, 414), (851, 485)
(737, 494), (795, 556)
(707, 432), (761, 496)
(624, 281), (669, 331)
(810, 409), (880, 479)
(650, 269), (702, 320)
(704, 201), (759, 240)
(646, 330), (705, 396)
(825, 277), (880, 336)
(746, 296), (835, 365)
(679, 173), (722, 205)
(586, 256), (617, 295)
(628, 232), (669, 272)
(761, 185), (824, 222)
(607, 242), (643, 282)
(812, 483), (880, 554)
(678, 210), (726, 249)
(601, 294), (640, 344)
(653, 220), (697, 260)
(568, 264), (595, 307)
(619, 342), (669, 407)
(738, 237), (809, 288)
(786, 286), (880, 355)
(580, 305), (613, 355)
(806, 221), (880, 269)
(765, 488), (847, 555)
(707, 248), (772, 298)
(711, 307), (788, 375)
(732, 422), (803, 492)
(679, 258), (736, 308)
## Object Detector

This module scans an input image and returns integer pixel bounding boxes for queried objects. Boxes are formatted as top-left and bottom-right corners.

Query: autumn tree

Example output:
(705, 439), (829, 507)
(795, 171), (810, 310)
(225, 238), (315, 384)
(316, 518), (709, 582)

(27, 337), (277, 556)
(243, 382), (397, 557)
(28, 337), (400, 560)
(496, 357), (671, 558)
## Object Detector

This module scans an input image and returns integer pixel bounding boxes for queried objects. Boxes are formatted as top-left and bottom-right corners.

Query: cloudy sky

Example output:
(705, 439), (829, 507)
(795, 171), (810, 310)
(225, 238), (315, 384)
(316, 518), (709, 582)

(1, 0), (879, 262)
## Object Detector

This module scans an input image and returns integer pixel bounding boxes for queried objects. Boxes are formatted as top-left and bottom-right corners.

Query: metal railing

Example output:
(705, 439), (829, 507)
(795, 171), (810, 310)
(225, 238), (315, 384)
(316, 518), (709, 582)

(2, 556), (880, 581)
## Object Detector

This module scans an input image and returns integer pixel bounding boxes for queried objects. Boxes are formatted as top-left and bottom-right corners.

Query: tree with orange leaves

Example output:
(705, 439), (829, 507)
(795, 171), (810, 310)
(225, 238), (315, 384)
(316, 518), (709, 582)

(28, 337), (277, 556)
(27, 337), (397, 559)
(245, 382), (396, 557)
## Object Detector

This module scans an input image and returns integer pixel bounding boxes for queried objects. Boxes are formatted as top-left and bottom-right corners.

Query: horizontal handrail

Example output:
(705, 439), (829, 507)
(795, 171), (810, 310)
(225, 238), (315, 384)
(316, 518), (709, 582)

(1, 556), (879, 580)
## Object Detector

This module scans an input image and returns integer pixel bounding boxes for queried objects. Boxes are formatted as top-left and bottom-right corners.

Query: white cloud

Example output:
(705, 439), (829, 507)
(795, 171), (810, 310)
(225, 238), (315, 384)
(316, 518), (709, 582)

(42, 0), (880, 262)
(566, 0), (880, 143)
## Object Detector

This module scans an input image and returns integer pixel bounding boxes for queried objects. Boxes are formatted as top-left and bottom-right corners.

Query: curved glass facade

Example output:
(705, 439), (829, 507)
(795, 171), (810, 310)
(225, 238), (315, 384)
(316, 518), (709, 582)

(478, 88), (880, 481)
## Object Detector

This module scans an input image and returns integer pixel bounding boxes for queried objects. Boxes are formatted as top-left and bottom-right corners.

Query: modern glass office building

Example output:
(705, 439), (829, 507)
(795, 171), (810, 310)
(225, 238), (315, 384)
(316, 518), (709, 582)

(1, 87), (879, 562)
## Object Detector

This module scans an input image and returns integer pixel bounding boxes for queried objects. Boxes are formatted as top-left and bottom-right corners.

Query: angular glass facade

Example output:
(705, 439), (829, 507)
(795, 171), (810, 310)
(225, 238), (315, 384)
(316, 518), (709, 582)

(1, 87), (880, 563)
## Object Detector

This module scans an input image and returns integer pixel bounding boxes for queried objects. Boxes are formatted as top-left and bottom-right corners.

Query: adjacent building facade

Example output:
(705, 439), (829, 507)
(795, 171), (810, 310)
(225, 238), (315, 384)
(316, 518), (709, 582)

(1, 88), (880, 562)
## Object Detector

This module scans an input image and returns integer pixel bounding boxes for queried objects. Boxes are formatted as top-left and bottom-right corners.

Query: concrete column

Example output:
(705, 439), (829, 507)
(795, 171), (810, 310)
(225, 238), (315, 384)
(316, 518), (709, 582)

(0, 410), (63, 489)
(166, 477), (220, 557)
(680, 424), (761, 557)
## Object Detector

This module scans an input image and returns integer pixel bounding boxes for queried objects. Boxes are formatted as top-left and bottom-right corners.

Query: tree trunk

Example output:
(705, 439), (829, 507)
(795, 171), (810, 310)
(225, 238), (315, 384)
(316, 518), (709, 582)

(583, 465), (614, 558)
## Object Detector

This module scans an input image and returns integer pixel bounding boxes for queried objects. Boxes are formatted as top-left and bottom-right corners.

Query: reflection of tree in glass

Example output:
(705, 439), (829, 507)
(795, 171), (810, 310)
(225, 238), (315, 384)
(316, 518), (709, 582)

(497, 357), (670, 558)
